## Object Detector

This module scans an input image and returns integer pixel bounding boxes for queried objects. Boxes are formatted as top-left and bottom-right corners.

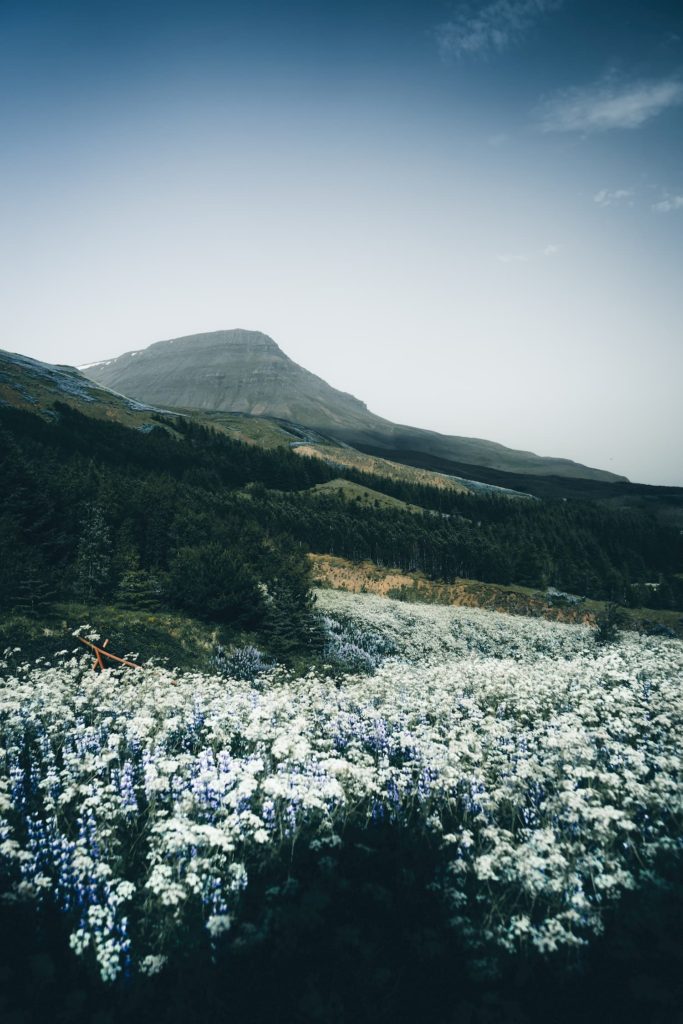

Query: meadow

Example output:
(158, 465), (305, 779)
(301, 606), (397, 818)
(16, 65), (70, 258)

(1, 593), (682, 1021)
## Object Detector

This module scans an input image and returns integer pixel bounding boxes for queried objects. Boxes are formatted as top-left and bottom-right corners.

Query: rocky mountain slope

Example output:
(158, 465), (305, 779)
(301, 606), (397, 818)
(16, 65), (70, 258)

(0, 348), (164, 429)
(83, 330), (626, 482)
(0, 347), (474, 496)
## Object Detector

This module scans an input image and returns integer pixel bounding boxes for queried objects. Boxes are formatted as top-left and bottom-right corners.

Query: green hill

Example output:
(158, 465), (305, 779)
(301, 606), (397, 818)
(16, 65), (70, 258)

(308, 478), (428, 513)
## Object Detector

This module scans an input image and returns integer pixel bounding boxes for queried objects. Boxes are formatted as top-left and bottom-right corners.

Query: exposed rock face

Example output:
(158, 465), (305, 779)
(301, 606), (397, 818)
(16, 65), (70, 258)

(84, 330), (374, 433)
(83, 329), (628, 482)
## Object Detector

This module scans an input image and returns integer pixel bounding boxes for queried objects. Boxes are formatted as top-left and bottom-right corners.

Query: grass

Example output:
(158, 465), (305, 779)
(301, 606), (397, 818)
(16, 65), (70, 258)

(307, 478), (429, 513)
(310, 553), (683, 637)
(292, 442), (471, 493)
(0, 604), (228, 671)
(0, 351), (176, 431)
(167, 408), (299, 448)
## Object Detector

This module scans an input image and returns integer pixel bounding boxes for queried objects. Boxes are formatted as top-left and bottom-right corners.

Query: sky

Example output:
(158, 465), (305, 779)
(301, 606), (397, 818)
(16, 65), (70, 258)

(1, 0), (682, 485)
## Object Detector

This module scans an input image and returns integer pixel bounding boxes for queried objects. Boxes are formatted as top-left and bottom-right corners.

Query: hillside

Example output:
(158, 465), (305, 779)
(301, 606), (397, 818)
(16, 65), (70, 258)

(2, 396), (680, 622)
(0, 348), (317, 449)
(310, 554), (683, 638)
(0, 348), (479, 496)
(307, 478), (430, 514)
(82, 329), (627, 482)
(0, 348), (167, 429)
(292, 442), (472, 494)
(360, 444), (683, 527)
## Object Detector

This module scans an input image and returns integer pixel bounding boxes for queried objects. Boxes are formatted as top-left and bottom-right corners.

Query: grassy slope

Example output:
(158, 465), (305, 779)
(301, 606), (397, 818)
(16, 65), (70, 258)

(307, 478), (429, 513)
(0, 604), (225, 671)
(167, 408), (302, 448)
(357, 445), (683, 527)
(293, 442), (471, 493)
(1, 349), (478, 496)
(310, 553), (683, 638)
(0, 350), (170, 431)
(0, 350), (305, 449)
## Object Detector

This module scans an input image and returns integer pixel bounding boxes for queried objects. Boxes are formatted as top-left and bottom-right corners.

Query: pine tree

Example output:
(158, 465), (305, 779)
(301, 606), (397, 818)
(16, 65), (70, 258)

(74, 504), (113, 602)
(14, 559), (55, 618)
(261, 541), (325, 658)
(167, 544), (264, 625)
(115, 565), (162, 610)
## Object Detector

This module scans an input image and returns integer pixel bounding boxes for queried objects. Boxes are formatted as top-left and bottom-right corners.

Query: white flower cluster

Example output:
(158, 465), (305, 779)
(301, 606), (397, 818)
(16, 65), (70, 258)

(1, 595), (682, 981)
(316, 588), (598, 663)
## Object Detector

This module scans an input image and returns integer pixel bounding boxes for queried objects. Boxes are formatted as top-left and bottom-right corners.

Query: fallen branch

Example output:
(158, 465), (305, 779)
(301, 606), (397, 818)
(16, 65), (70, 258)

(77, 636), (141, 670)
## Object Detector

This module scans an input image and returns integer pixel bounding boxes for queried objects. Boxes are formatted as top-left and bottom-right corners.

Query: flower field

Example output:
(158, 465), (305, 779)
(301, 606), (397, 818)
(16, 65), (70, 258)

(1, 591), (682, 986)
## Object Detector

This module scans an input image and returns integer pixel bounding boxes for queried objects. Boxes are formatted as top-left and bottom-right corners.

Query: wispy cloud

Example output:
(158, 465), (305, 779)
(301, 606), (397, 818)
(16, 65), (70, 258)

(496, 252), (529, 263)
(538, 75), (683, 133)
(591, 188), (683, 213)
(436, 0), (563, 60)
(652, 194), (683, 213)
(593, 188), (635, 207)
(496, 244), (560, 263)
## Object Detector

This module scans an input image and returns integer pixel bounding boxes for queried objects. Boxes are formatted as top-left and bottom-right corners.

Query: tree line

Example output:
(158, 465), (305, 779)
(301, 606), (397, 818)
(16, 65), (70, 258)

(0, 404), (681, 647)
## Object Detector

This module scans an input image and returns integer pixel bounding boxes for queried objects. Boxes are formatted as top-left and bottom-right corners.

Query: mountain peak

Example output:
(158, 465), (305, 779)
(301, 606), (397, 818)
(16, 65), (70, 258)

(156, 328), (282, 349)
(82, 330), (627, 483)
(83, 329), (371, 424)
(83, 329), (285, 372)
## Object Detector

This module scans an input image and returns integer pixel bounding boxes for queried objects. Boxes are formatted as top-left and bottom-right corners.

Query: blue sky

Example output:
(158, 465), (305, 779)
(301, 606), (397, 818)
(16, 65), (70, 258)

(1, 0), (682, 484)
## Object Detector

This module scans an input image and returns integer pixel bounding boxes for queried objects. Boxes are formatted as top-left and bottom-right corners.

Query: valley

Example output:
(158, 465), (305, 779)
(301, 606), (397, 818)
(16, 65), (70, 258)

(2, 333), (682, 1024)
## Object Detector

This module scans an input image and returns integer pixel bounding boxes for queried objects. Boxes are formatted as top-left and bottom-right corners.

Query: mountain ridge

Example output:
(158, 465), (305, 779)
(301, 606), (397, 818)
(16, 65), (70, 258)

(83, 329), (627, 483)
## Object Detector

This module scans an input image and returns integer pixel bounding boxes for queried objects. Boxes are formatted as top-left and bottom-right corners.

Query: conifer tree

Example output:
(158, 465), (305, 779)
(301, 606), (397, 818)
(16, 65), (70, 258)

(14, 559), (55, 618)
(74, 503), (113, 602)
(115, 563), (162, 610)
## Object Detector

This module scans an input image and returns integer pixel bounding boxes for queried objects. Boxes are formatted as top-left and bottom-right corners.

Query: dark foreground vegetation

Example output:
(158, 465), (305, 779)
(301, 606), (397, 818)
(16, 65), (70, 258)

(1, 404), (681, 648)
(1, 833), (681, 1024)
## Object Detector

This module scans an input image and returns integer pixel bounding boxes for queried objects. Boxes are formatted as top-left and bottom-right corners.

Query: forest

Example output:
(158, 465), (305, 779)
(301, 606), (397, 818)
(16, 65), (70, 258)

(1, 403), (681, 650)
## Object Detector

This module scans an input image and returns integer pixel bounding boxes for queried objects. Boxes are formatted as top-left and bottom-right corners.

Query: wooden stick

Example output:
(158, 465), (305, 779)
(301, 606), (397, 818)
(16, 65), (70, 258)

(77, 636), (141, 670)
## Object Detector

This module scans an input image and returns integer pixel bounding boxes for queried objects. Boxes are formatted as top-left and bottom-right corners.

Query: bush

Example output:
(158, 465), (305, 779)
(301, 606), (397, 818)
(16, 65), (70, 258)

(213, 644), (273, 680)
(595, 603), (628, 645)
(321, 612), (397, 673)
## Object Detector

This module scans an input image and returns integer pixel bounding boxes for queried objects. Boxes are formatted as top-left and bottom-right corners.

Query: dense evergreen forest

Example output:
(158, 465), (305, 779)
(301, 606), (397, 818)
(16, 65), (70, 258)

(1, 404), (681, 645)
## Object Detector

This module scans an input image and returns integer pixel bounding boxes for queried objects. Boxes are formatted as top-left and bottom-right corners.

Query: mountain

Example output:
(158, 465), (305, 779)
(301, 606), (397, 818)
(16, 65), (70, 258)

(0, 348), (165, 428)
(0, 346), (322, 449)
(2, 343), (681, 606)
(81, 330), (377, 436)
(82, 329), (626, 482)
(0, 346), (476, 496)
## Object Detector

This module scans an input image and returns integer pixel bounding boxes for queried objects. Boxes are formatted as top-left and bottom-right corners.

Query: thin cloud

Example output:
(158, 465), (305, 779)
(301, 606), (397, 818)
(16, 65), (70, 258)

(652, 195), (683, 212)
(496, 244), (560, 263)
(496, 252), (529, 263)
(538, 75), (683, 132)
(436, 0), (563, 60)
(593, 188), (635, 207)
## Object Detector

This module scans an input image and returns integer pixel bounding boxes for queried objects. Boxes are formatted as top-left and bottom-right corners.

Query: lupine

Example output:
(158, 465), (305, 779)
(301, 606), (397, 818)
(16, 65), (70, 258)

(0, 592), (681, 980)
